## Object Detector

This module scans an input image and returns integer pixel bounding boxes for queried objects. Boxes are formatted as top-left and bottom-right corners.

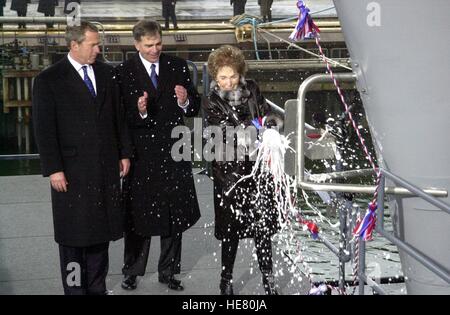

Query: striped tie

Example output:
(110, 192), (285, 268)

(150, 63), (158, 89)
(82, 65), (96, 97)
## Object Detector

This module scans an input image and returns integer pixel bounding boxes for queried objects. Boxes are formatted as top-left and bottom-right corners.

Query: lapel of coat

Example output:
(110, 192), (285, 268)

(58, 57), (96, 106)
(134, 53), (158, 99)
(155, 53), (170, 101)
(92, 62), (107, 115)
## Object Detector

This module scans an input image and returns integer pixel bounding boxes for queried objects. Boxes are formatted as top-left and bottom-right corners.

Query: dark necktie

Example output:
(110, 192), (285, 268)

(150, 63), (158, 89)
(82, 65), (96, 97)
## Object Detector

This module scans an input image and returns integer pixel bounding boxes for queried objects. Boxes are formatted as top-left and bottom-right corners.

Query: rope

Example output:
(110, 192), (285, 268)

(351, 236), (360, 294)
(258, 6), (337, 27)
(231, 6), (351, 70)
(275, 1), (381, 294)
(315, 36), (377, 175)
(314, 34), (382, 293)
(252, 18), (261, 60)
(258, 28), (352, 70)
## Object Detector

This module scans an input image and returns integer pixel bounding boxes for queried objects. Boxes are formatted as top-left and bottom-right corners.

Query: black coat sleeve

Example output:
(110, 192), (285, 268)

(115, 64), (149, 130)
(111, 68), (132, 159)
(248, 79), (284, 130)
(32, 73), (63, 177)
(180, 59), (201, 117)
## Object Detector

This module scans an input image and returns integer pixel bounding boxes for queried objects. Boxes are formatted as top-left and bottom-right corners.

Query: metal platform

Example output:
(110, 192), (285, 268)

(1, 0), (336, 21)
(0, 172), (310, 295)
(0, 1), (341, 49)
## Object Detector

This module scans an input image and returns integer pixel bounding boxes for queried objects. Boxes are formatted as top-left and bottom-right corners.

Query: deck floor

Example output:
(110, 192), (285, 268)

(0, 171), (310, 295)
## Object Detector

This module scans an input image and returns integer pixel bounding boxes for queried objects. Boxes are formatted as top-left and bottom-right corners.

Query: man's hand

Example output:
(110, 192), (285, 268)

(50, 171), (68, 192)
(119, 158), (131, 178)
(137, 91), (148, 115)
(174, 85), (188, 105)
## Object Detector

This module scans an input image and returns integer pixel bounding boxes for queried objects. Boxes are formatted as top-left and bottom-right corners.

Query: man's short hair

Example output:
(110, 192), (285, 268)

(133, 20), (162, 41)
(65, 21), (99, 48)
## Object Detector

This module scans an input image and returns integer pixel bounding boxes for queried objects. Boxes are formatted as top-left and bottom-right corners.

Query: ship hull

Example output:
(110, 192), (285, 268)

(333, 0), (450, 294)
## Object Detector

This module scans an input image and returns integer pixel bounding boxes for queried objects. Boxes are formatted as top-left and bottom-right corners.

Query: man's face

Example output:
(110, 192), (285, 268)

(70, 30), (100, 65)
(135, 34), (163, 63)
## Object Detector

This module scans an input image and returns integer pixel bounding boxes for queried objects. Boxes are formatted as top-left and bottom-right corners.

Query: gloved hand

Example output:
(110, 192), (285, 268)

(264, 114), (284, 131)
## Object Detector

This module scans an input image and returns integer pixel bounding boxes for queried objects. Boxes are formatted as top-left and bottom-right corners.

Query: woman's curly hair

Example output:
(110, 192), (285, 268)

(207, 45), (248, 79)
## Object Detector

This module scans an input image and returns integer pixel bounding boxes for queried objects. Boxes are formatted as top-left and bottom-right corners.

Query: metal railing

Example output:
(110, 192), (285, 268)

(0, 17), (68, 24)
(0, 60), (199, 162)
(285, 72), (450, 294)
(186, 60), (198, 87)
(286, 72), (448, 198)
(368, 170), (449, 290)
(357, 169), (450, 295)
(0, 154), (39, 161)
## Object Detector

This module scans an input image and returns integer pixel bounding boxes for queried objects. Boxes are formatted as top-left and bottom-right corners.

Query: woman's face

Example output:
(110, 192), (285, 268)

(216, 66), (240, 91)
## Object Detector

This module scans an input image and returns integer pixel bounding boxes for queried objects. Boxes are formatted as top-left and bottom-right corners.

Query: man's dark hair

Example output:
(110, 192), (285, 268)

(133, 20), (162, 41)
(65, 21), (99, 48)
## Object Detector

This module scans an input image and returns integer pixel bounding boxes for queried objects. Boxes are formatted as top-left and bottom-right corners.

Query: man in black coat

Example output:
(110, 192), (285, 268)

(116, 19), (201, 291)
(32, 21), (131, 295)
(230, 0), (247, 16)
(0, 0), (6, 28)
(162, 0), (178, 30)
(10, 0), (30, 29)
(37, 0), (59, 28)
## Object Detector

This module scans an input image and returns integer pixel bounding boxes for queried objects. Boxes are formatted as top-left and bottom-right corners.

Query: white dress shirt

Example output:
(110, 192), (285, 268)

(67, 53), (97, 95)
(138, 53), (189, 119)
(139, 53), (160, 78)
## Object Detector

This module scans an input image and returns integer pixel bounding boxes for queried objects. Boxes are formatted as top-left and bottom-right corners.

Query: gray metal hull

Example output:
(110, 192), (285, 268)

(333, 0), (450, 294)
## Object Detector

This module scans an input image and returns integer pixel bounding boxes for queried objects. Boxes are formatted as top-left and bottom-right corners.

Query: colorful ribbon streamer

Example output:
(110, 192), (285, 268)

(353, 202), (377, 241)
(289, 0), (320, 41)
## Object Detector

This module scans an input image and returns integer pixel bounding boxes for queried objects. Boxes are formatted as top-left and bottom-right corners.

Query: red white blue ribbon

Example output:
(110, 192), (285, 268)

(289, 1), (320, 41)
(251, 117), (264, 130)
(353, 202), (377, 241)
(297, 215), (320, 240)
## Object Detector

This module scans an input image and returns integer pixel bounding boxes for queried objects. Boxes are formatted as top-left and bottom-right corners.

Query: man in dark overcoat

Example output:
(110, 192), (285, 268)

(259, 0), (274, 22)
(230, 0), (247, 16)
(32, 21), (131, 295)
(10, 0), (30, 28)
(116, 19), (201, 291)
(0, 0), (6, 28)
(162, 0), (178, 30)
(37, 0), (59, 28)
